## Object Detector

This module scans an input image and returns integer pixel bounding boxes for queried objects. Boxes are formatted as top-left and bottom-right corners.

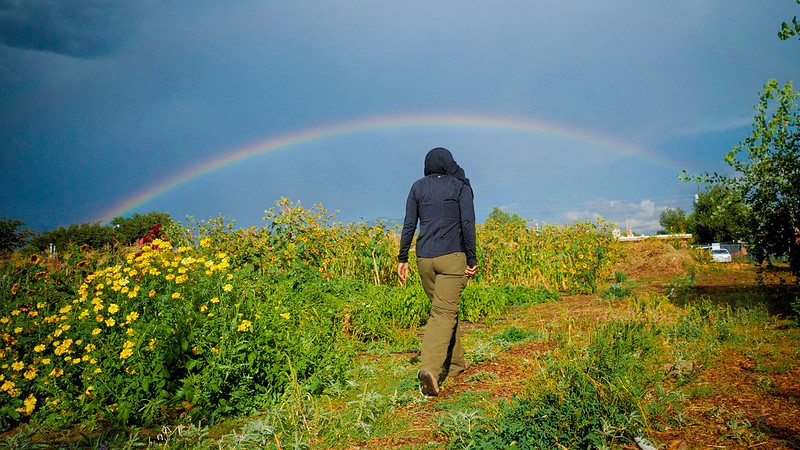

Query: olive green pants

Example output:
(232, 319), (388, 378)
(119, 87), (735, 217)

(417, 252), (469, 381)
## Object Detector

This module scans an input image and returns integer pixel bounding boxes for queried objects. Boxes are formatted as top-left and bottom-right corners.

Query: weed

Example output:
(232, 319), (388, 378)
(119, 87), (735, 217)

(496, 325), (529, 343)
(437, 410), (487, 448)
(601, 282), (631, 300)
(465, 370), (499, 383)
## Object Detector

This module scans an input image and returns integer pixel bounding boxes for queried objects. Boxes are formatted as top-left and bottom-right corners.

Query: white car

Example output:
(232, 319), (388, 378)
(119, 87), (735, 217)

(711, 248), (732, 263)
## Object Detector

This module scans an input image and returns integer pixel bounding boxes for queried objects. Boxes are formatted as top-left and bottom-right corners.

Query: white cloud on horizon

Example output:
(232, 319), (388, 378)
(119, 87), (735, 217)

(561, 198), (678, 235)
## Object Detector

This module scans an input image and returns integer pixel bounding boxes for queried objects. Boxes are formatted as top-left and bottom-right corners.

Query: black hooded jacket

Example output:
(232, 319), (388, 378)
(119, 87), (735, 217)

(398, 148), (477, 267)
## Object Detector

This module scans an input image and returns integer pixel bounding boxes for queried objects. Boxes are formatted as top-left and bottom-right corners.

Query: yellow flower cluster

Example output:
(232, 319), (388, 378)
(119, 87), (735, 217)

(0, 230), (243, 423)
(15, 394), (36, 416)
(1, 379), (18, 396)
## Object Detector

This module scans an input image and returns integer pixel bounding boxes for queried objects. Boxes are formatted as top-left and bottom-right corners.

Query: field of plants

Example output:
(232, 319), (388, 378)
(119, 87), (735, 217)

(1, 198), (798, 449)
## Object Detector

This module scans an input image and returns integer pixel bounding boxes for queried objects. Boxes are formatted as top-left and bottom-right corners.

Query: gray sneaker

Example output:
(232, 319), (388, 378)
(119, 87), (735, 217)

(418, 370), (439, 396)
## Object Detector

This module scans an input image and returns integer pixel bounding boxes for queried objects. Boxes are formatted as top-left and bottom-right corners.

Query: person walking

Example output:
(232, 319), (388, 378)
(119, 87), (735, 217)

(397, 147), (478, 396)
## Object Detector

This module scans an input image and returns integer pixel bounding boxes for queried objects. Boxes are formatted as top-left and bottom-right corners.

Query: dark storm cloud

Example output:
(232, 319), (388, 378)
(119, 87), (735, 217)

(0, 0), (142, 58)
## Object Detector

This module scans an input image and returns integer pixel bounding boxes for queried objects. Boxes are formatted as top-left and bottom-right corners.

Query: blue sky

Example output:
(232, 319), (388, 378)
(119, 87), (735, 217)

(1, 1), (798, 234)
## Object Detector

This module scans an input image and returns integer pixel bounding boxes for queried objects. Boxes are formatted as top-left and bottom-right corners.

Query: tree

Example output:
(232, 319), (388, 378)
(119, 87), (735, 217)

(688, 184), (749, 244)
(486, 206), (527, 228)
(720, 79), (799, 272)
(658, 207), (689, 234)
(23, 211), (174, 254)
(110, 211), (173, 246)
(28, 222), (115, 254)
(778, 0), (800, 41)
(0, 217), (35, 255)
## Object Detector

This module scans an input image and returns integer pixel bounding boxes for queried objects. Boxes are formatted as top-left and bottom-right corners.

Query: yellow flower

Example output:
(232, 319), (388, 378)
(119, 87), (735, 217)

(223, 284), (233, 292)
(92, 328), (101, 335)
(95, 314), (104, 322)
(11, 361), (24, 371)
(120, 348), (133, 359)
(41, 358), (50, 365)
(171, 292), (181, 299)
(22, 394), (36, 415)
(24, 368), (37, 380)
(1, 380), (15, 392)
(280, 312), (291, 320)
(125, 311), (139, 322)
(49, 367), (63, 378)
(210, 296), (220, 304)
(199, 305), (208, 312)
(105, 318), (116, 327)
(10, 283), (20, 295)
(149, 289), (156, 298)
(107, 304), (119, 314)
(34, 344), (45, 352)
(237, 320), (252, 332)
(13, 327), (22, 334)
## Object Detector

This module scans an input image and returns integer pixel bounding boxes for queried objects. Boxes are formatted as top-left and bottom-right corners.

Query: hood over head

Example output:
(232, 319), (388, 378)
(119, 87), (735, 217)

(424, 147), (471, 188)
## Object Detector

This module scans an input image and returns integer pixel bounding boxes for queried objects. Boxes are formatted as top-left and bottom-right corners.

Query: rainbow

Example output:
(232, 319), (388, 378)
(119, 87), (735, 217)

(96, 112), (671, 222)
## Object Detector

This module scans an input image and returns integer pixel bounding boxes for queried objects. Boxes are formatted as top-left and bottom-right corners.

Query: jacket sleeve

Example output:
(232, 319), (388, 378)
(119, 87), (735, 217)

(460, 184), (477, 267)
(397, 186), (418, 263)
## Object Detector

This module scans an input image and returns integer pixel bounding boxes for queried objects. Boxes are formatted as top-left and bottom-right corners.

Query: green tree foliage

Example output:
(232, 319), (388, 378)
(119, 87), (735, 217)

(720, 80), (799, 272)
(25, 212), (173, 254)
(689, 184), (749, 244)
(486, 206), (527, 229)
(658, 207), (690, 234)
(0, 217), (35, 255)
(28, 222), (115, 254)
(778, 0), (800, 41)
(110, 211), (173, 246)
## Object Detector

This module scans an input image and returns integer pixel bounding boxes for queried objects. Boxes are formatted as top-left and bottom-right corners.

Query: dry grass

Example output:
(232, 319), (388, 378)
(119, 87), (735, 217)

(616, 240), (698, 279)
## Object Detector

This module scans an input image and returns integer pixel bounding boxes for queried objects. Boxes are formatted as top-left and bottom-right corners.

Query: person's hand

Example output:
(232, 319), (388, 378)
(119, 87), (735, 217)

(397, 262), (410, 283)
(465, 265), (478, 278)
